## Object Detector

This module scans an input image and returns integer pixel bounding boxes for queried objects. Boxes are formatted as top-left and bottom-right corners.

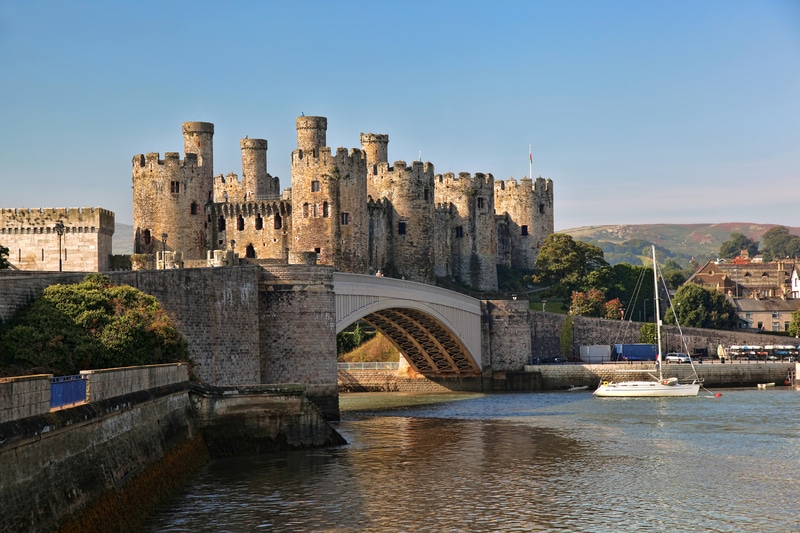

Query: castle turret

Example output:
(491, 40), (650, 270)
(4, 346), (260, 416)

(240, 138), (280, 199)
(296, 116), (327, 153)
(182, 122), (214, 176)
(360, 133), (389, 171)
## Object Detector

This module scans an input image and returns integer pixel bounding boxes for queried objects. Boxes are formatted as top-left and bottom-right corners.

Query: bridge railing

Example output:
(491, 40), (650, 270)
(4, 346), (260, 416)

(50, 375), (88, 408)
(338, 362), (399, 370)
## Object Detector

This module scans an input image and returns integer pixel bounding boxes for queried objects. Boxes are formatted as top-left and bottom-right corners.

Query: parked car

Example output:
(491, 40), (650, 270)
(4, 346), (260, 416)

(664, 352), (691, 364)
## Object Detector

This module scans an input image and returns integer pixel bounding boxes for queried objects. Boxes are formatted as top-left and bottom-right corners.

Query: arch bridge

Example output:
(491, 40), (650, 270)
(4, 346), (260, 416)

(333, 273), (482, 377)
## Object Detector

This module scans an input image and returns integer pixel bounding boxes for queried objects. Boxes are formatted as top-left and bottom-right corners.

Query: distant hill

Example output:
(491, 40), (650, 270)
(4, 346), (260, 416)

(113, 223), (134, 255)
(562, 223), (800, 267)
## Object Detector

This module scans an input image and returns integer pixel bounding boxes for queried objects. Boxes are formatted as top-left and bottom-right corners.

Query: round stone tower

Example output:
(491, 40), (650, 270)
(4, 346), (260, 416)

(296, 116), (327, 153)
(240, 138), (268, 197)
(360, 133), (389, 169)
(182, 122), (214, 176)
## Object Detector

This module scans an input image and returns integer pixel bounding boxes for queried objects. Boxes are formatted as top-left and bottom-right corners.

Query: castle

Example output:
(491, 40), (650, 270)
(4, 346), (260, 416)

(132, 117), (554, 291)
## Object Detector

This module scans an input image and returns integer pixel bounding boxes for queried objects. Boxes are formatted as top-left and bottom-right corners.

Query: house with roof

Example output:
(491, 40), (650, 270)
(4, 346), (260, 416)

(686, 251), (800, 331)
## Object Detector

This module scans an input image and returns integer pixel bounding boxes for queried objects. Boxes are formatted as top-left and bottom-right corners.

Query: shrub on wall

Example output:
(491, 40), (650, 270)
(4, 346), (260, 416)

(0, 274), (190, 377)
(560, 315), (574, 359)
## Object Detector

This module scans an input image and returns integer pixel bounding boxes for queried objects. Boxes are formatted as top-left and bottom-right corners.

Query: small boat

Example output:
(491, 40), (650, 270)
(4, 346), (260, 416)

(757, 382), (775, 389)
(567, 385), (588, 392)
(594, 246), (700, 398)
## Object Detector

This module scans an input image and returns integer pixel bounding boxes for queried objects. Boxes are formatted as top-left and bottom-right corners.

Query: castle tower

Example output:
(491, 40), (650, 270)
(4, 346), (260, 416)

(132, 122), (214, 261)
(434, 172), (498, 291)
(360, 133), (389, 171)
(182, 122), (214, 175)
(240, 138), (279, 199)
(296, 116), (327, 153)
(494, 176), (554, 270)
(367, 158), (435, 283)
(291, 116), (368, 273)
(531, 177), (555, 254)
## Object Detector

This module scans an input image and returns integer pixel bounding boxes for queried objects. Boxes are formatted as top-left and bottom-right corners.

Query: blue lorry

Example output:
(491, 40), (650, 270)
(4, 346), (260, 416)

(612, 343), (658, 362)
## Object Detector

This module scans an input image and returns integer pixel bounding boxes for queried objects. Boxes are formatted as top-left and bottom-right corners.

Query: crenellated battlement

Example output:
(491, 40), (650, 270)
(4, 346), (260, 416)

(132, 152), (200, 171)
(435, 171), (495, 192)
(1, 206), (115, 229)
(291, 146), (367, 171)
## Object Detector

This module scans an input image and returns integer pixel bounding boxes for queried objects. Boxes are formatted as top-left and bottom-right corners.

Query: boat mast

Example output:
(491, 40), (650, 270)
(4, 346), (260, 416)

(652, 245), (663, 380)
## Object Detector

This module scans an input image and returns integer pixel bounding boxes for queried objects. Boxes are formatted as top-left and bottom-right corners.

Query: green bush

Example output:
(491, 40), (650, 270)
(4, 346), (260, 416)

(0, 274), (190, 377)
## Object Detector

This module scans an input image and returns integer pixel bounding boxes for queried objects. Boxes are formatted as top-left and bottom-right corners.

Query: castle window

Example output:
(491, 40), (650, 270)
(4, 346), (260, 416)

(218, 216), (226, 231)
(312, 204), (318, 218)
(64, 249), (67, 261)
(303, 203), (309, 218)
(170, 181), (180, 194)
(521, 225), (529, 236)
(477, 197), (485, 209)
(539, 203), (545, 214)
(398, 221), (407, 235)
(424, 188), (429, 201)
(255, 215), (263, 230)
(311, 180), (320, 192)
(207, 214), (212, 222)
(237, 215), (244, 231)
(323, 202), (329, 218)
(455, 226), (463, 238)
(144, 229), (151, 245)
(274, 213), (282, 230)
(191, 202), (198, 215)
(341, 212), (350, 226)
(41, 249), (44, 261)
(246, 244), (256, 258)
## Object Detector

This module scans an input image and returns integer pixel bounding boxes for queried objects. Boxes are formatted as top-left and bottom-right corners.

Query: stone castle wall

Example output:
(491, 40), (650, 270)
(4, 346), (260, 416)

(0, 207), (114, 272)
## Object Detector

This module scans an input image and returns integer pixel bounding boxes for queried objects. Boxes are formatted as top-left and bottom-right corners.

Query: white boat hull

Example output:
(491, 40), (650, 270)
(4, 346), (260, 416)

(594, 381), (700, 397)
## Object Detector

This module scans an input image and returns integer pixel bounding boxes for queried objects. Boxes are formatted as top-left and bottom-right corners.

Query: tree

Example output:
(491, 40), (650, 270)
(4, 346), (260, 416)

(718, 233), (759, 260)
(663, 283), (738, 330)
(604, 298), (624, 320)
(788, 311), (800, 338)
(0, 274), (189, 377)
(0, 244), (9, 269)
(569, 289), (605, 317)
(533, 233), (608, 300)
(638, 323), (656, 344)
(761, 226), (800, 261)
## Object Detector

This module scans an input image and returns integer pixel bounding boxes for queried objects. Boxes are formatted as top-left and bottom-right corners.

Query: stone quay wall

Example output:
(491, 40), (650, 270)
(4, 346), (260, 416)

(0, 369), (203, 533)
(0, 374), (51, 423)
(0, 364), (343, 532)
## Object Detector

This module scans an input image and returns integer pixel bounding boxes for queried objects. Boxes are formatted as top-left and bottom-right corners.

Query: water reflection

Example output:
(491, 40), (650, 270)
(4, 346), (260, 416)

(147, 390), (800, 532)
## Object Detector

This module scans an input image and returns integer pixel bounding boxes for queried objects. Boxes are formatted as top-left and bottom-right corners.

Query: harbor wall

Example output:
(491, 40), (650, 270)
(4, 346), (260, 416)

(0, 365), (344, 532)
(339, 362), (799, 392)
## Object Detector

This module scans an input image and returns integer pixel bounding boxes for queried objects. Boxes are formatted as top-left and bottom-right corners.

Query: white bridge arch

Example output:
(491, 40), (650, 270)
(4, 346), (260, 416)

(333, 273), (482, 376)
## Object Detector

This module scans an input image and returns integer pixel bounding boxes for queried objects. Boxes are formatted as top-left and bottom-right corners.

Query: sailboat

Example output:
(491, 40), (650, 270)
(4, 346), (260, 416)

(593, 245), (700, 398)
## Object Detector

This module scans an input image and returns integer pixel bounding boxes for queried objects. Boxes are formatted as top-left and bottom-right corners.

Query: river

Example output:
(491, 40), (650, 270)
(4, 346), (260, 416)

(145, 388), (799, 532)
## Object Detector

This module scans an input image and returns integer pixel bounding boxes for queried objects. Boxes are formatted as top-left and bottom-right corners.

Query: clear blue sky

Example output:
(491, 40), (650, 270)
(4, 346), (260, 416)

(1, 0), (798, 231)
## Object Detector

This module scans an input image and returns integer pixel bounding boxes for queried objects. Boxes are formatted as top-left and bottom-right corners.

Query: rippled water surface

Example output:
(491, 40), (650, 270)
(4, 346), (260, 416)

(146, 389), (800, 532)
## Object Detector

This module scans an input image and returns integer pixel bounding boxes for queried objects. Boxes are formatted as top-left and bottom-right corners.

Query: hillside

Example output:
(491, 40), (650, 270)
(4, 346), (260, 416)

(562, 223), (800, 266)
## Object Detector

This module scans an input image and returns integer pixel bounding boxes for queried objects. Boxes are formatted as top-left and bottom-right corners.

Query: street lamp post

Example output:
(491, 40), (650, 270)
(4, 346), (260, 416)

(54, 221), (65, 272)
(161, 233), (168, 269)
